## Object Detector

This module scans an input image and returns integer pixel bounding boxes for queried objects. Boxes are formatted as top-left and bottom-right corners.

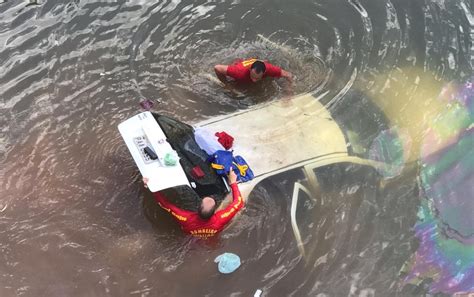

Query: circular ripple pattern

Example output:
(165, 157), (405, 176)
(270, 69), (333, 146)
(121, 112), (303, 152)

(0, 0), (472, 296)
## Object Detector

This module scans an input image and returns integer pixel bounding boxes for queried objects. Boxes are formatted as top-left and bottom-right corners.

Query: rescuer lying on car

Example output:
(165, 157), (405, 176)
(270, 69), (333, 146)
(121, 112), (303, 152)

(143, 170), (244, 238)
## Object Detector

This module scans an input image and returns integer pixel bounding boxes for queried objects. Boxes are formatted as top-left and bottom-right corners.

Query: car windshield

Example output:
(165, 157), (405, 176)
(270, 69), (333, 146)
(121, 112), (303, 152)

(152, 113), (229, 202)
(153, 114), (194, 143)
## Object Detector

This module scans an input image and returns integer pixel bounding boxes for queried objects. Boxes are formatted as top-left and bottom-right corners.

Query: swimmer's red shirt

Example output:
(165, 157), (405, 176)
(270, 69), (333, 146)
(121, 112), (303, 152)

(226, 58), (282, 83)
(153, 183), (244, 238)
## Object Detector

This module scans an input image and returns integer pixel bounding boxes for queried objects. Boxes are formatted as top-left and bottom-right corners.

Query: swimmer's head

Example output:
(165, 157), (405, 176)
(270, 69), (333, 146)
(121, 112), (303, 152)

(250, 61), (266, 82)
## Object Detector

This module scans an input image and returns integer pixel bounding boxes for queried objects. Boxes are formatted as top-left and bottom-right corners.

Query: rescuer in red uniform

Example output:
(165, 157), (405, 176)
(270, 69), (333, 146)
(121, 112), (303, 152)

(143, 171), (244, 238)
(214, 58), (293, 84)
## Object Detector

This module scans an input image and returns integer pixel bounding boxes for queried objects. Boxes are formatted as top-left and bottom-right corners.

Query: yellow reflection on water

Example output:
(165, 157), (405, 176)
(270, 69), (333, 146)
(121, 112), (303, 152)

(362, 67), (450, 162)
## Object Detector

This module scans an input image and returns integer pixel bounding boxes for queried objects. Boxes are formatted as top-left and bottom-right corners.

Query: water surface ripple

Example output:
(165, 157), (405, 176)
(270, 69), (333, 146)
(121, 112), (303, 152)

(0, 0), (472, 296)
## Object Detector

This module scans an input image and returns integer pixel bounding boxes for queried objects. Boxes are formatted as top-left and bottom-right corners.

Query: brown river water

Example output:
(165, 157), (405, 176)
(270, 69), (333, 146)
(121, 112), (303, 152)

(0, 0), (473, 296)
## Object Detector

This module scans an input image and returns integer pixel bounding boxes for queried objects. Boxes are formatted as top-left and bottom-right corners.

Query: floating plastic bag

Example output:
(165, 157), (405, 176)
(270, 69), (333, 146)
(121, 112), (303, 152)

(214, 253), (241, 274)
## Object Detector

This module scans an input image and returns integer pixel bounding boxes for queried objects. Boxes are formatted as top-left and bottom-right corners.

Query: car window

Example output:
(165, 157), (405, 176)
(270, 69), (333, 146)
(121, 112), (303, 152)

(183, 137), (208, 163)
(312, 162), (379, 193)
(153, 114), (193, 141)
(152, 113), (229, 201)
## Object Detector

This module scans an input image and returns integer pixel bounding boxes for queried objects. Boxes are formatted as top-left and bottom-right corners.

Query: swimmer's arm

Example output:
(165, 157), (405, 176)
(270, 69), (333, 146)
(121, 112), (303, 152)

(267, 63), (293, 95)
(280, 69), (294, 95)
(281, 69), (293, 83)
(214, 183), (244, 225)
(213, 64), (244, 96)
(153, 191), (194, 218)
(214, 65), (229, 83)
(214, 171), (244, 224)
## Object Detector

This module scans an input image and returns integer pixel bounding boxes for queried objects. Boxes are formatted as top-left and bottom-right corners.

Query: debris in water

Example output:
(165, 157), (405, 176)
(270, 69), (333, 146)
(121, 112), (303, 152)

(214, 253), (240, 274)
(140, 99), (154, 110)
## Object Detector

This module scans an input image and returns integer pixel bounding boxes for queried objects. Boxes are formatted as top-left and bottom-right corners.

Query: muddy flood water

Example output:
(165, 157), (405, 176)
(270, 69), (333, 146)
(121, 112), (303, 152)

(0, 0), (473, 296)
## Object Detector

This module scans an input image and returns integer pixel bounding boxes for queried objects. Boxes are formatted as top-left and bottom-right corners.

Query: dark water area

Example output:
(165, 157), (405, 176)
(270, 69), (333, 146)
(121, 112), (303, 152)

(0, 0), (473, 296)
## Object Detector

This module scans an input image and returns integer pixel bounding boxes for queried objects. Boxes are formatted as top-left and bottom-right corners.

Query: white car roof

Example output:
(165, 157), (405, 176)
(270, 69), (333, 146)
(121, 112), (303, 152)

(196, 93), (348, 182)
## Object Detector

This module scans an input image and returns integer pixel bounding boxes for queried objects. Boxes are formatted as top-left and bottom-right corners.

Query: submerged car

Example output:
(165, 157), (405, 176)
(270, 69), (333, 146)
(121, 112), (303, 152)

(118, 93), (382, 254)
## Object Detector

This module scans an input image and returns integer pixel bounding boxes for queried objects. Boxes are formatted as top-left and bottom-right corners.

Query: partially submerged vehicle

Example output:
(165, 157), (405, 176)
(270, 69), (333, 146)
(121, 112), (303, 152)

(119, 93), (383, 254)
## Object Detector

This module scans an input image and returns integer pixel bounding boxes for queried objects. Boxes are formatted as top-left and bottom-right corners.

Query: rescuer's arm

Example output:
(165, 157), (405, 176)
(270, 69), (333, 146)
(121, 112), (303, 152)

(214, 171), (244, 225)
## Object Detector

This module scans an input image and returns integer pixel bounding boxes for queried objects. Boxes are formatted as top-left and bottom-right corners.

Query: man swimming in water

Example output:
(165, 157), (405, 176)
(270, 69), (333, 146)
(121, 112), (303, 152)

(214, 58), (293, 85)
(143, 171), (244, 238)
